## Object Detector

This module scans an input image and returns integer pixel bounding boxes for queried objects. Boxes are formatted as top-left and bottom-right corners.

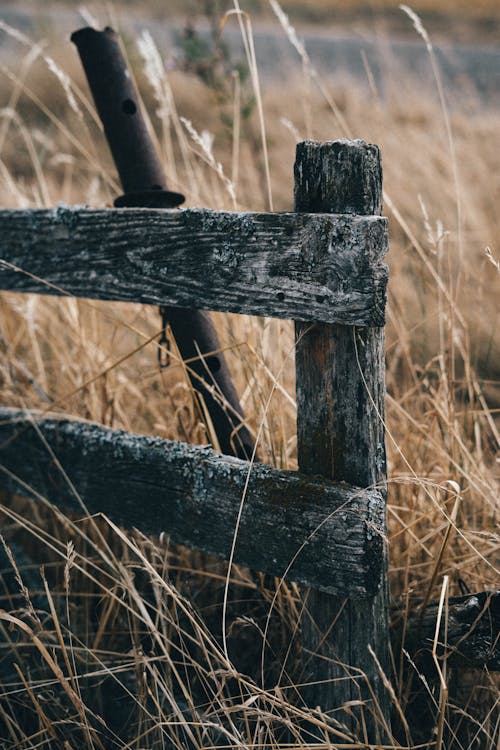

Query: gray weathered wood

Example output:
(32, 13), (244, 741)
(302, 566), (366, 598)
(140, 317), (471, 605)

(400, 590), (500, 672)
(0, 408), (385, 598)
(0, 206), (387, 326)
(294, 140), (390, 738)
(294, 139), (383, 216)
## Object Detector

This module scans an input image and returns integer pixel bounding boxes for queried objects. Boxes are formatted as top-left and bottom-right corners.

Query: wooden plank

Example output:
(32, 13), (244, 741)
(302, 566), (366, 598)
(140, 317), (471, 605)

(0, 206), (388, 326)
(401, 590), (500, 672)
(294, 140), (390, 737)
(0, 408), (385, 598)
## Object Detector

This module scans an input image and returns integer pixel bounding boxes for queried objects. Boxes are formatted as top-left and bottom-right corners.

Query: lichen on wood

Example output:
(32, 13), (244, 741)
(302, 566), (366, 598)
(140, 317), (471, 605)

(0, 205), (388, 326)
(0, 408), (385, 598)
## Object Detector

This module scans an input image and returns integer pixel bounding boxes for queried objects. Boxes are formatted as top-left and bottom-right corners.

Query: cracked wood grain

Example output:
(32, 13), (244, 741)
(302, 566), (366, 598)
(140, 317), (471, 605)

(294, 139), (390, 736)
(0, 206), (387, 326)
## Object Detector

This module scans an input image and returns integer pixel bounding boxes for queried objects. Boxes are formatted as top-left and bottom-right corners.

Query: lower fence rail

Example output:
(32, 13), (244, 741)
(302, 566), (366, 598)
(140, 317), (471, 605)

(0, 408), (385, 599)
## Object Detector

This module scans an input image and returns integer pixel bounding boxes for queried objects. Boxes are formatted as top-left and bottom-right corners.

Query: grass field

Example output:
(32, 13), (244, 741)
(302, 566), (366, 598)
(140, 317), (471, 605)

(0, 2), (499, 747)
(2, 0), (500, 41)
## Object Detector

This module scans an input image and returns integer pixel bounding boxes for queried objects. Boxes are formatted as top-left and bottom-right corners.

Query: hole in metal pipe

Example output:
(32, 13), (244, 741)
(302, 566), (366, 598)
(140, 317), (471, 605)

(205, 356), (221, 373)
(122, 99), (137, 115)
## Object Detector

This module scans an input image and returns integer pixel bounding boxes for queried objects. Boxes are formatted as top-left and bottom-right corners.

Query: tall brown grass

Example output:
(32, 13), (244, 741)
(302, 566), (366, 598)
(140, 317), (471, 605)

(0, 4), (498, 748)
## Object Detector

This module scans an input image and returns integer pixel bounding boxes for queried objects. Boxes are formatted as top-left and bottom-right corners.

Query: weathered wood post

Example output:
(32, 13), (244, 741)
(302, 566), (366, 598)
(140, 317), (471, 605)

(294, 139), (390, 739)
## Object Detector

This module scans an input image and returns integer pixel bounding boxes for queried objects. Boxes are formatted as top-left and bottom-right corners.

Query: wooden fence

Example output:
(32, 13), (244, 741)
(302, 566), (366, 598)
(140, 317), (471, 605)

(0, 139), (390, 738)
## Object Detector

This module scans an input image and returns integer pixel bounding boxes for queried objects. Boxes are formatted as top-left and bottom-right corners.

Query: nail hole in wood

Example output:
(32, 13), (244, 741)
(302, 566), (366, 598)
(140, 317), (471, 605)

(277, 292), (285, 302)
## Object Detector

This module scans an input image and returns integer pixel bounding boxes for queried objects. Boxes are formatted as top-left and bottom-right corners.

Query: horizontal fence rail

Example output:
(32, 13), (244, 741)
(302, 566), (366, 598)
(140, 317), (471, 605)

(0, 408), (385, 597)
(0, 206), (388, 326)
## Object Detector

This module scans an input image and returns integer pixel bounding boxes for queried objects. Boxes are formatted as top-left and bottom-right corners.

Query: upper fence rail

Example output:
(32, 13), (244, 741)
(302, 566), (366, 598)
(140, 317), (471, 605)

(0, 206), (388, 326)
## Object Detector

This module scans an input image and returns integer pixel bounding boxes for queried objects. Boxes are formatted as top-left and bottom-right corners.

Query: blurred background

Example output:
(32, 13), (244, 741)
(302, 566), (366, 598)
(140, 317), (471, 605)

(0, 2), (498, 748)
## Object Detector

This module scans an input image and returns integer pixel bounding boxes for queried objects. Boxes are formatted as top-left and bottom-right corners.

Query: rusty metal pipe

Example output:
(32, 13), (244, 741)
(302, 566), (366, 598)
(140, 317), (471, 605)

(71, 26), (254, 460)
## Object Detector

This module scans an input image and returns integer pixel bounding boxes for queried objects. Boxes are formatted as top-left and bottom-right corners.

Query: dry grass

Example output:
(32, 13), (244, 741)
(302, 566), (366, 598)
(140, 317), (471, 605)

(0, 4), (499, 748)
(258, 0), (500, 31)
(268, 0), (500, 16)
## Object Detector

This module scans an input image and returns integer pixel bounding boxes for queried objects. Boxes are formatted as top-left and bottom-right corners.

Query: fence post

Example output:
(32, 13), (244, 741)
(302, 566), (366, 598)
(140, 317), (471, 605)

(294, 139), (390, 739)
